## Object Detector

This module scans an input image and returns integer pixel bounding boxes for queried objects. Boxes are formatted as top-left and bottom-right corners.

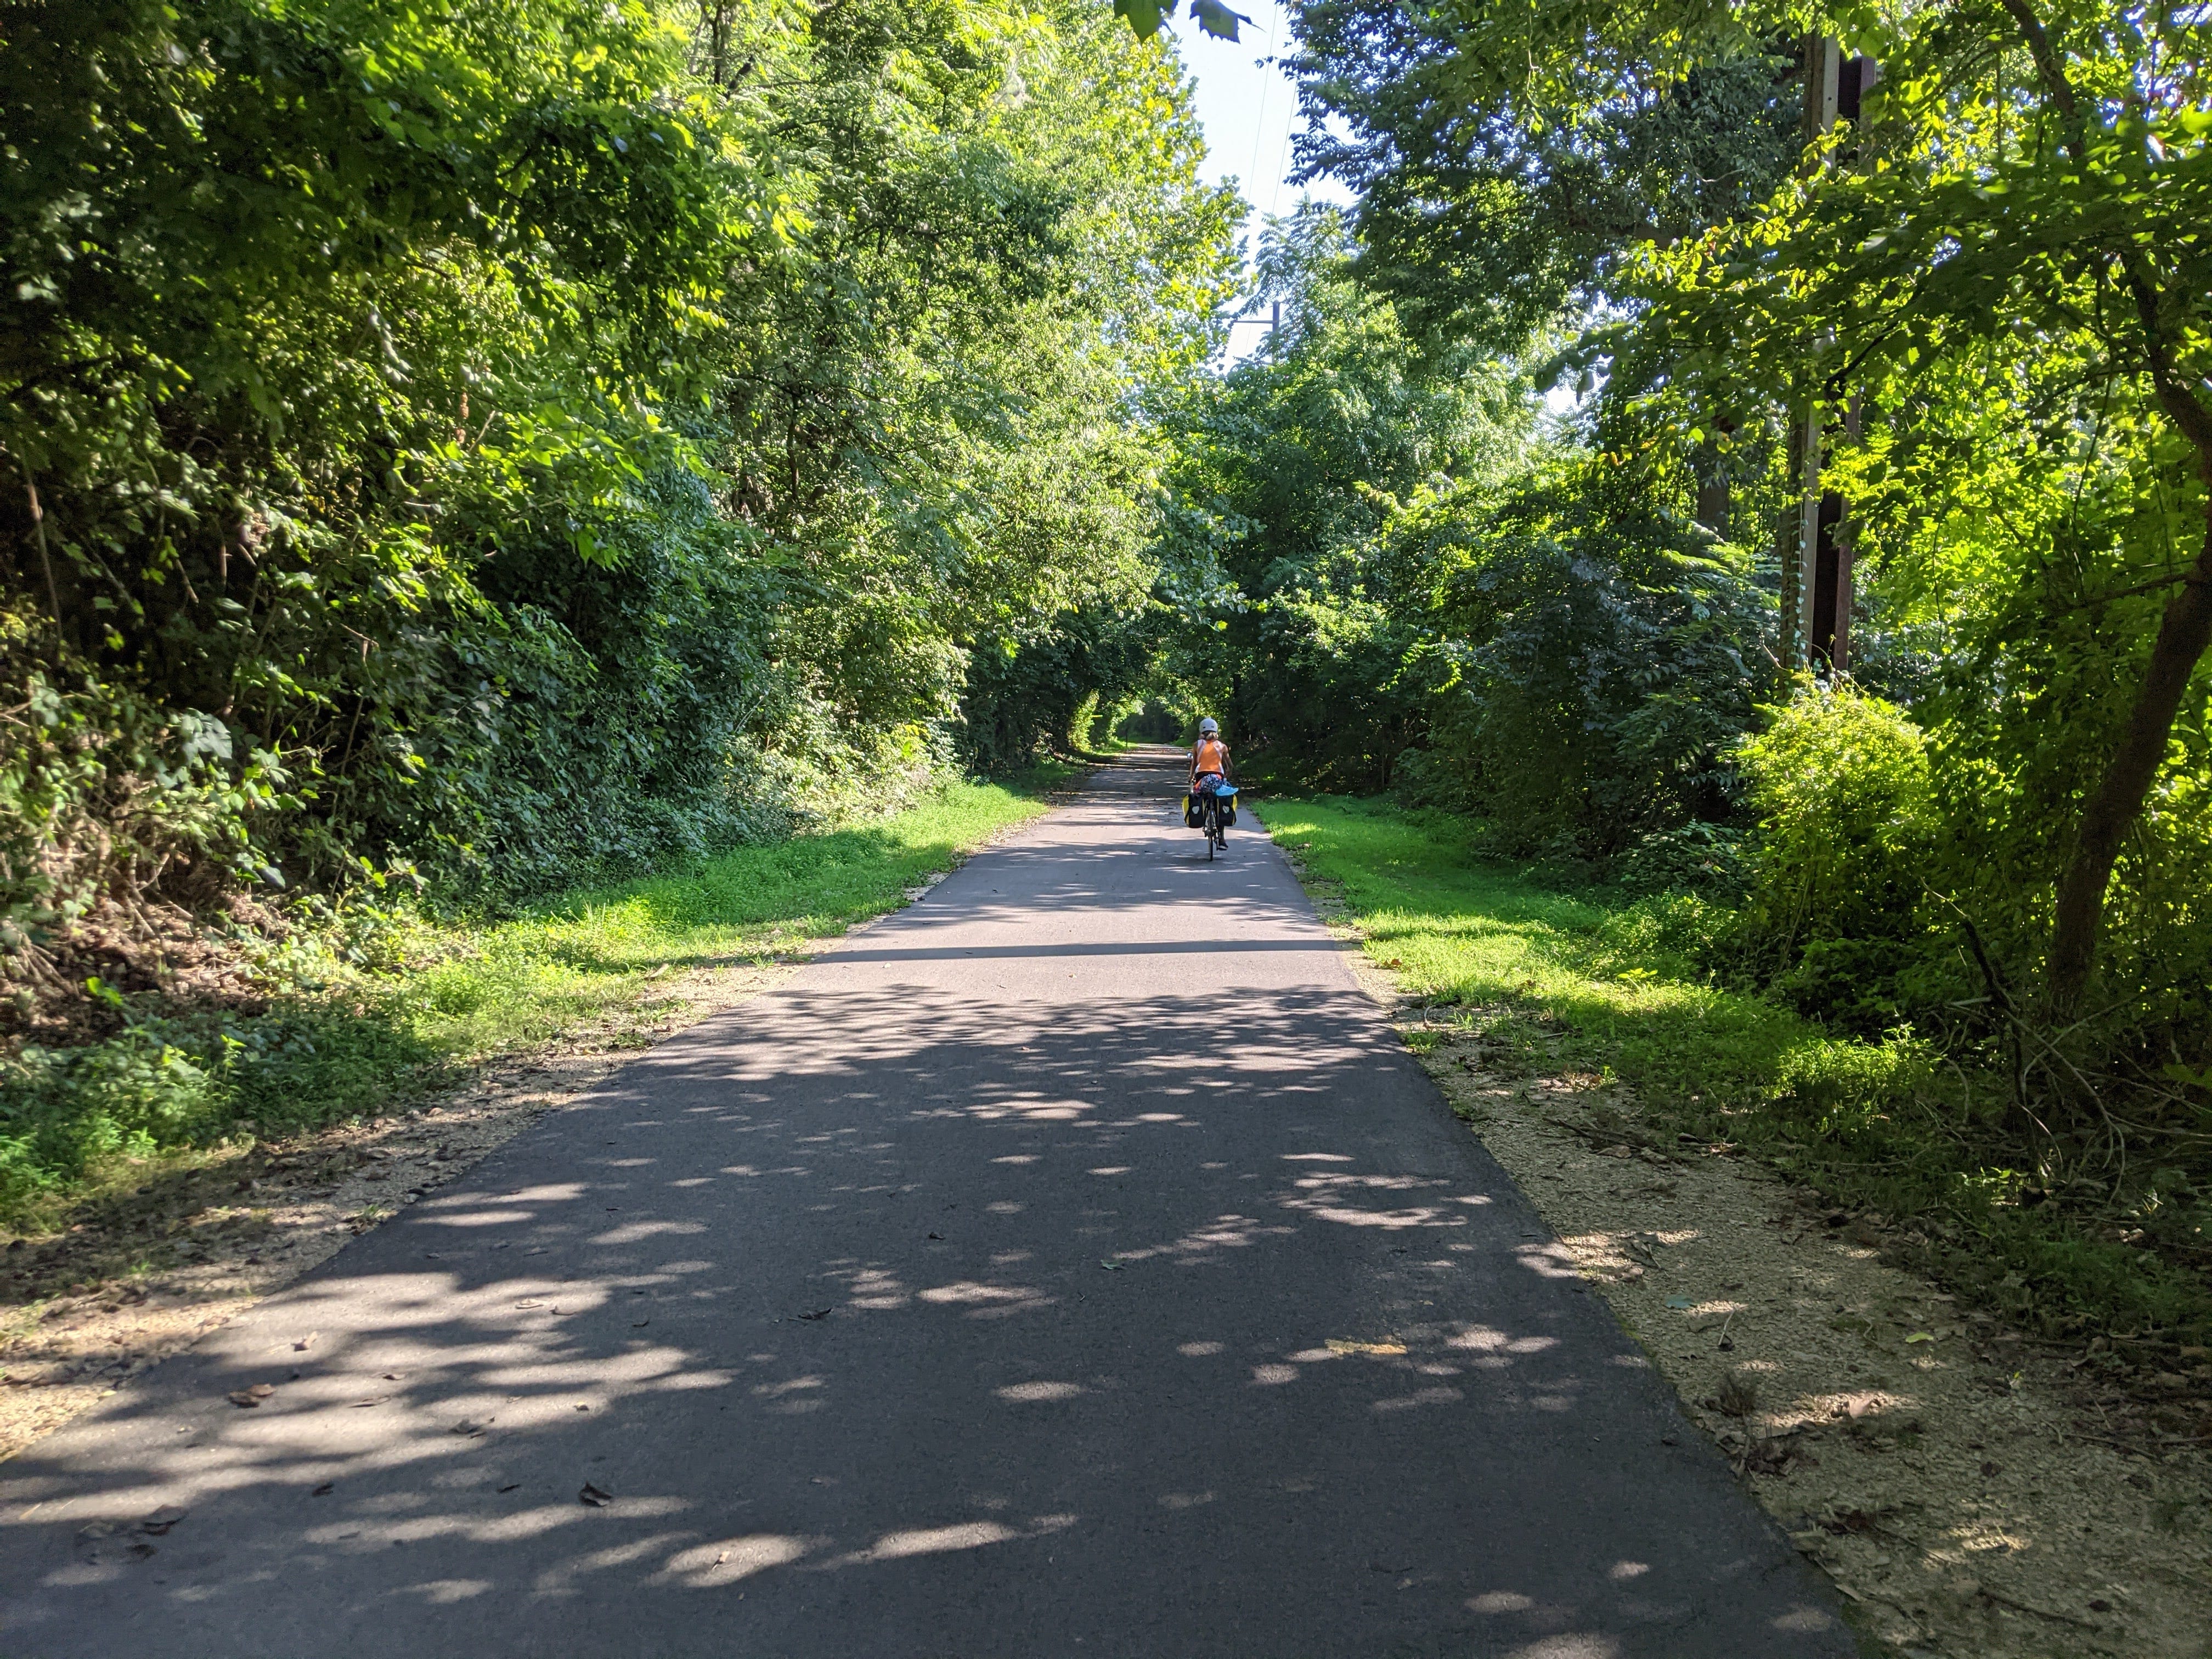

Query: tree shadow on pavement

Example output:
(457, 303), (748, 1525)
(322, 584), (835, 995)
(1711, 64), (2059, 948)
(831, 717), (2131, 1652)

(0, 913), (1848, 1658)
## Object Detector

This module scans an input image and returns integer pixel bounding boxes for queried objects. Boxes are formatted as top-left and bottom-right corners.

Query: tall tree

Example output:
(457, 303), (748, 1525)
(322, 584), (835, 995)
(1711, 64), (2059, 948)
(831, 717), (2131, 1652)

(1283, 0), (1803, 347)
(1634, 0), (2212, 1013)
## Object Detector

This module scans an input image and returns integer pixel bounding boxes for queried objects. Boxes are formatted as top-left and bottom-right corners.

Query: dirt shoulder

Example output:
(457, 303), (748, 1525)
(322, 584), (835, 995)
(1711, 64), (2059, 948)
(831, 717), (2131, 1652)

(1330, 943), (2212, 1658)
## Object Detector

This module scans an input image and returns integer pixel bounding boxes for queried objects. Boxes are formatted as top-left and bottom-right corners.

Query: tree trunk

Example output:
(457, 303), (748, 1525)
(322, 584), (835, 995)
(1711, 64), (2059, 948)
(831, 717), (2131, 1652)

(2047, 508), (2212, 1013)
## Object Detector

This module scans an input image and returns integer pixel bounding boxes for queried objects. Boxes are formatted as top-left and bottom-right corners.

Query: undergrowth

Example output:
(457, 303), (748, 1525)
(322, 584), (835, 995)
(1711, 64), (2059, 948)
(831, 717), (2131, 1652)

(1266, 794), (2212, 1347)
(0, 772), (1064, 1229)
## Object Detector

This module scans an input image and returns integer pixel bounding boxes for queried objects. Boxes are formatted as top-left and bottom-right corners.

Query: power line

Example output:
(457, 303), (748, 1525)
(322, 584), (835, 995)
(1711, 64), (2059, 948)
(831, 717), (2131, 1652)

(1243, 0), (1278, 215)
(1266, 9), (1296, 222)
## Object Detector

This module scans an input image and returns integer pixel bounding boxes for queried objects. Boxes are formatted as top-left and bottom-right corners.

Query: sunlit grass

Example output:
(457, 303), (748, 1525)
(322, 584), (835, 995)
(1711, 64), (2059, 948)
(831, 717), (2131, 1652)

(2, 776), (1058, 1227)
(371, 776), (1060, 1063)
(1265, 797), (1818, 1108)
(1265, 794), (2212, 1342)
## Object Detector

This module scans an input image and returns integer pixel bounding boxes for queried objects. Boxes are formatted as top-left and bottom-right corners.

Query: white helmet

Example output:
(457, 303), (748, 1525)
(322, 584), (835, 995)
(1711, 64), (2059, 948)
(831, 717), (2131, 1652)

(1198, 718), (1219, 735)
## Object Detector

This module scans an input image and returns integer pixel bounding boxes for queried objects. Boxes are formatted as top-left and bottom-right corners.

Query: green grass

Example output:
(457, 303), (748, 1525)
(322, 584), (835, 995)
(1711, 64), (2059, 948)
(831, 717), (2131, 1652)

(0, 774), (1061, 1228)
(1265, 794), (2212, 1347)
(390, 772), (1063, 1057)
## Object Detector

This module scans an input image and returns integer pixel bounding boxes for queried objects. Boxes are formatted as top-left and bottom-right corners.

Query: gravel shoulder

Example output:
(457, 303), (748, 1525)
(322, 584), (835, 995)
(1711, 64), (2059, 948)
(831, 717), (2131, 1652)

(1328, 935), (2212, 1658)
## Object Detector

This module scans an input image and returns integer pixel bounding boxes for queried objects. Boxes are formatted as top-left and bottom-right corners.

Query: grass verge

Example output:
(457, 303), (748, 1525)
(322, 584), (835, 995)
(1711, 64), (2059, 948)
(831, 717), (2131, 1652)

(1264, 794), (2212, 1351)
(1, 771), (1066, 1230)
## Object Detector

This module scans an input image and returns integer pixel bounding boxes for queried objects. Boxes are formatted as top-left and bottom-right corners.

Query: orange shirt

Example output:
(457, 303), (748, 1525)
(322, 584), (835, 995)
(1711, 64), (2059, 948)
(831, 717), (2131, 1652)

(1193, 737), (1229, 775)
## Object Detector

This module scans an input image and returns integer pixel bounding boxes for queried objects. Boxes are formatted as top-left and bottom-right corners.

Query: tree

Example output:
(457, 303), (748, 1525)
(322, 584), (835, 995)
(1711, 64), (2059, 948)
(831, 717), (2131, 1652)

(0, 0), (1242, 951)
(1634, 0), (2212, 1013)
(1153, 209), (1533, 785)
(1281, 0), (1803, 348)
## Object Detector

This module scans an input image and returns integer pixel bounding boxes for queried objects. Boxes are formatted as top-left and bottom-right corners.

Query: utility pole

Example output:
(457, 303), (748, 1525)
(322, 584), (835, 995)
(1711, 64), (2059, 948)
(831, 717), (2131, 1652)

(1782, 40), (1876, 677)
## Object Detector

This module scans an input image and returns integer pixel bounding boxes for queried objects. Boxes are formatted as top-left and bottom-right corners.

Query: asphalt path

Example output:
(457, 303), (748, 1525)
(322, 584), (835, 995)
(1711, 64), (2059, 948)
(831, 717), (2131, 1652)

(0, 754), (1854, 1657)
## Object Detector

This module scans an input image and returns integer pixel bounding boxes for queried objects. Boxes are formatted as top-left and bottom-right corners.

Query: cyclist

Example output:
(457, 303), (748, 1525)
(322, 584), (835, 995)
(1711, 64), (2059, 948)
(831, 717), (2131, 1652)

(1189, 717), (1234, 840)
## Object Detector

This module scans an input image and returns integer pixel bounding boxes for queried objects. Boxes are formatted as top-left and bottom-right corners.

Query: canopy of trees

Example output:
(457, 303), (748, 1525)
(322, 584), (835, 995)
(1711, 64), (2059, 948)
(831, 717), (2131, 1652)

(2, 0), (1237, 942)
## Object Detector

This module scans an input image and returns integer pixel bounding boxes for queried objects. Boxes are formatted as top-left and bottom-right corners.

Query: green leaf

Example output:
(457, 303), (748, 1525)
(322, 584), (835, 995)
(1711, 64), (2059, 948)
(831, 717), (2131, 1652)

(1114, 0), (1169, 38)
(1189, 0), (1249, 41)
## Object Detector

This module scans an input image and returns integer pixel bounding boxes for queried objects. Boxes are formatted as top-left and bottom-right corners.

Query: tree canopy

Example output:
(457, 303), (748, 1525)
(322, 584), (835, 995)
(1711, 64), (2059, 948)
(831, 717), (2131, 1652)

(2, 0), (1240, 935)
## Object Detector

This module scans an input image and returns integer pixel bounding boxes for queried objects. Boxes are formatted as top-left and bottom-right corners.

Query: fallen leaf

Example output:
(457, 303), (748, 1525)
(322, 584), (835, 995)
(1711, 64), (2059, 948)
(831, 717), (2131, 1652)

(496, 1483), (520, 1493)
(797, 1307), (834, 1319)
(311, 1483), (335, 1497)
(1665, 1296), (1697, 1310)
(292, 1334), (317, 1352)
(578, 1483), (614, 1508)
(139, 1505), (187, 1535)
(228, 1383), (275, 1408)
(515, 1299), (544, 1310)
(1325, 1339), (1407, 1356)
(1717, 1374), (1760, 1417)
(452, 1421), (484, 1436)
(1905, 1331), (1935, 1344)
(1740, 1432), (1811, 1476)
(1098, 1259), (1125, 1271)
(630, 1319), (650, 1328)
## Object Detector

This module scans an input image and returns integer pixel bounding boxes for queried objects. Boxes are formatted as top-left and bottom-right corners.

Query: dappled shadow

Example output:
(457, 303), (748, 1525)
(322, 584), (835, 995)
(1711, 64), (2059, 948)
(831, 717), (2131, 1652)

(0, 763), (1846, 1657)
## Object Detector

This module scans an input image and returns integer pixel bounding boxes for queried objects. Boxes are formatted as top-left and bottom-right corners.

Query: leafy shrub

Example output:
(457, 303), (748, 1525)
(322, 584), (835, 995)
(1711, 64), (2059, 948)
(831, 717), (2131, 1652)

(0, 644), (294, 944)
(0, 1026), (219, 1207)
(1387, 465), (1771, 856)
(0, 1000), (433, 1214)
(1770, 1032), (1936, 1142)
(1584, 890), (1737, 979)
(1731, 682), (1950, 1034)
(1614, 820), (1749, 899)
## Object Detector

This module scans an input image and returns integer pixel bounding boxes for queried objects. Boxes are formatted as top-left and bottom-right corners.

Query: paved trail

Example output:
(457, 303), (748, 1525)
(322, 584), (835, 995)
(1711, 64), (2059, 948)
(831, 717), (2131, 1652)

(1, 757), (1852, 1657)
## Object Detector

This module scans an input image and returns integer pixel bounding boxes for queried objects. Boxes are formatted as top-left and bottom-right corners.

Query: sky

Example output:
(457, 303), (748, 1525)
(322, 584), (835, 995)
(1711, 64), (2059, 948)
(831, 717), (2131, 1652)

(1170, 0), (1355, 359)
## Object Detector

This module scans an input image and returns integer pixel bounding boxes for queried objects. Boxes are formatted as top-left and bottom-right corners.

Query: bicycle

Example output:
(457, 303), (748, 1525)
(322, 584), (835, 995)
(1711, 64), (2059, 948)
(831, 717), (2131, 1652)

(1187, 781), (1238, 859)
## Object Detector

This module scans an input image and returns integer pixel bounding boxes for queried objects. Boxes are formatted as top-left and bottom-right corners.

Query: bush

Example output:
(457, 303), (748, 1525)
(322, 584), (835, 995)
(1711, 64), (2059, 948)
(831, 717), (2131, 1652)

(1613, 820), (1749, 899)
(1730, 682), (1950, 1033)
(0, 1000), (434, 1214)
(0, 1026), (219, 1208)
(1585, 890), (1738, 978)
